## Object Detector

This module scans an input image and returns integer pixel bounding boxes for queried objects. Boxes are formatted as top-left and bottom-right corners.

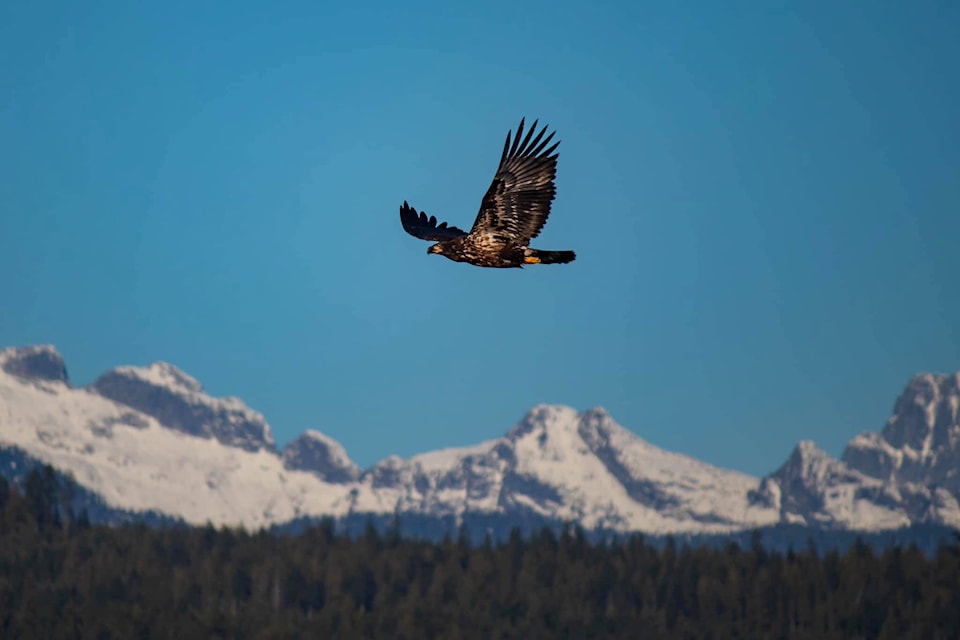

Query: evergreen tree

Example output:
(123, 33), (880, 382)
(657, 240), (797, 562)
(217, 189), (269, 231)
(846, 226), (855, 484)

(1, 463), (959, 638)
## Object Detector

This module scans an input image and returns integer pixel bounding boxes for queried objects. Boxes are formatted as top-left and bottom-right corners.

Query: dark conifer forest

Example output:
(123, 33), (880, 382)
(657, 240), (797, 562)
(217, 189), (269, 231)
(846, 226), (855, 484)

(2, 466), (958, 639)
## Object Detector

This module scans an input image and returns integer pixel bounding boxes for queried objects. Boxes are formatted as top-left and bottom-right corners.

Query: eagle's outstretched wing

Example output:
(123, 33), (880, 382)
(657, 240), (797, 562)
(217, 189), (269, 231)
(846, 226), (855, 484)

(469, 118), (560, 244)
(399, 201), (468, 241)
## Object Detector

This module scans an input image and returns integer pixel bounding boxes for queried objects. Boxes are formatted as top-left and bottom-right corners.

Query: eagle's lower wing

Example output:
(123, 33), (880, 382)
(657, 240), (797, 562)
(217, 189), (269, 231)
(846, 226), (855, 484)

(400, 201), (468, 241)
(469, 118), (560, 245)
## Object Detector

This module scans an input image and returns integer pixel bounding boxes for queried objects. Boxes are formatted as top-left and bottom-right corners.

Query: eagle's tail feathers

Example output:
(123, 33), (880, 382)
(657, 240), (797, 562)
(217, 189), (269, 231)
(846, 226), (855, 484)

(524, 249), (576, 265)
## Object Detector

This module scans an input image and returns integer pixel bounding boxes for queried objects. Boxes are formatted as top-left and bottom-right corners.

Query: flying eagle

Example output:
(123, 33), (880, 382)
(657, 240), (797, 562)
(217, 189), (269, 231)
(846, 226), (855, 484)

(400, 118), (576, 268)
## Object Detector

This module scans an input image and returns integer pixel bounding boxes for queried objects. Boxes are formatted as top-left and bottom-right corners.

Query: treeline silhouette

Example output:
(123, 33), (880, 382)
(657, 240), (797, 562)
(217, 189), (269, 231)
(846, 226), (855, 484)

(2, 465), (958, 639)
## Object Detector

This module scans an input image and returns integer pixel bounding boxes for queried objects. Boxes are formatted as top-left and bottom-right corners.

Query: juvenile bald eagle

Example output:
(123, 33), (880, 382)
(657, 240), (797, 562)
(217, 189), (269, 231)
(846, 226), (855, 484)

(400, 118), (576, 268)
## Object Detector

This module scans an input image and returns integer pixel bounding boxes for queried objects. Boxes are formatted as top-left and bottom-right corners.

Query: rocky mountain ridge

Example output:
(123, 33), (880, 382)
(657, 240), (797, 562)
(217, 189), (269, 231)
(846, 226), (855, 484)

(1, 345), (957, 533)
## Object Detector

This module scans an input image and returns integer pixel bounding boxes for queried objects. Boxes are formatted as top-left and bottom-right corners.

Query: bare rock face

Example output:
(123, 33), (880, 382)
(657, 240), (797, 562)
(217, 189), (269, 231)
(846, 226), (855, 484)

(748, 441), (912, 529)
(884, 374), (960, 451)
(282, 430), (360, 483)
(753, 441), (865, 518)
(0, 345), (69, 384)
(842, 373), (960, 497)
(90, 362), (275, 453)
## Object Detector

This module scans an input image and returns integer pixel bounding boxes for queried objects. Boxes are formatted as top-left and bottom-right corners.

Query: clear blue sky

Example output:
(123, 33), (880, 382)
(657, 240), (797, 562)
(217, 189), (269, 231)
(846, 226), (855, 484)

(2, 1), (958, 475)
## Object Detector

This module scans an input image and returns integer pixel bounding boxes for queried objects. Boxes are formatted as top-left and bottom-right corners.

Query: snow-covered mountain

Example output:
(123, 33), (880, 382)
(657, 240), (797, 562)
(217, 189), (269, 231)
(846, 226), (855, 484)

(1, 345), (958, 534)
(334, 371), (960, 533)
(1, 345), (393, 526)
(91, 361), (275, 453)
(750, 373), (960, 530)
(748, 441), (913, 529)
(842, 373), (960, 495)
(355, 406), (778, 533)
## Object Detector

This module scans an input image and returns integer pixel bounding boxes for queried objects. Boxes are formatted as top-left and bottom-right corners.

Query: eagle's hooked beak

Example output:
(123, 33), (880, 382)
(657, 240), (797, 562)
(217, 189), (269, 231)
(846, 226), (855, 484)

(428, 244), (441, 255)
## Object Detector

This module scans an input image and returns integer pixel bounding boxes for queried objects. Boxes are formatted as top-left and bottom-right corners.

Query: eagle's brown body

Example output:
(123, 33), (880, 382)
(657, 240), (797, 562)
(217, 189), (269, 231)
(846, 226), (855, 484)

(400, 118), (576, 269)
(428, 234), (575, 269)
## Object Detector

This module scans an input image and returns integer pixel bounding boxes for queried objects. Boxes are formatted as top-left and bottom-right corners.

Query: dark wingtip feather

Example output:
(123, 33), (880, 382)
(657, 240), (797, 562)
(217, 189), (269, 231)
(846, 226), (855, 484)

(517, 119), (539, 154)
(399, 200), (468, 242)
(509, 118), (526, 157)
(525, 125), (548, 155)
(500, 117), (561, 161)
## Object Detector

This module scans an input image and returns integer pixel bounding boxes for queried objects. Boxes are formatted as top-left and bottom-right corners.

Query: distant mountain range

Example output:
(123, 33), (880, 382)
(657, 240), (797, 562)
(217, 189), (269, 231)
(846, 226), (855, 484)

(1, 345), (958, 541)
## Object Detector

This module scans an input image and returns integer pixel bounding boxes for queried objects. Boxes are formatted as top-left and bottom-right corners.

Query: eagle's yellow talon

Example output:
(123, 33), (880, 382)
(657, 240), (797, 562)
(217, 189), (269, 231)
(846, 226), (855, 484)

(524, 256), (542, 264)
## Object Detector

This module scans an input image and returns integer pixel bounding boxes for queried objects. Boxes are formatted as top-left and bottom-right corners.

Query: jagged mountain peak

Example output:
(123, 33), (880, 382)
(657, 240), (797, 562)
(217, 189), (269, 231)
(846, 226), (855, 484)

(779, 440), (855, 485)
(498, 405), (775, 531)
(282, 429), (360, 483)
(792, 439), (835, 462)
(90, 360), (275, 452)
(749, 442), (905, 529)
(0, 345), (69, 385)
(111, 361), (205, 395)
(506, 405), (638, 453)
(881, 372), (960, 454)
(578, 406), (618, 428)
(0, 344), (61, 360)
(755, 373), (960, 530)
(508, 406), (589, 461)
(842, 371), (960, 503)
(506, 404), (581, 440)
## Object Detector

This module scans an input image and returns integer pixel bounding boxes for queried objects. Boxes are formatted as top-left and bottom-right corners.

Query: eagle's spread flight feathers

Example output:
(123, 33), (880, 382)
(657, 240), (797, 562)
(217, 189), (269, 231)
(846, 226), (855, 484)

(399, 206), (467, 241)
(471, 118), (559, 243)
(399, 118), (575, 268)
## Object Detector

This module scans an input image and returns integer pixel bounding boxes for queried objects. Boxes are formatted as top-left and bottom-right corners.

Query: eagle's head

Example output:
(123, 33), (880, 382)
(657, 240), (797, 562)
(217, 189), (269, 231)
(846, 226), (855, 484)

(427, 244), (443, 255)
